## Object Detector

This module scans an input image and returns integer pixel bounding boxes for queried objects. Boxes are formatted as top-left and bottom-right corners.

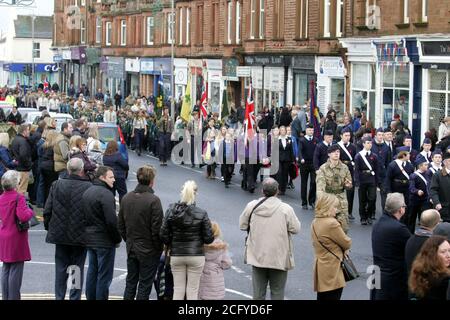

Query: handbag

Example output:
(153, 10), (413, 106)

(14, 194), (39, 232)
(312, 224), (359, 281)
(244, 197), (270, 264)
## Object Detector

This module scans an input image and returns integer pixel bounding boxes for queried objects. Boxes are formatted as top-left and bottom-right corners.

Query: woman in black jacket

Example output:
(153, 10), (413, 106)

(409, 235), (450, 300)
(102, 141), (129, 203)
(160, 180), (214, 300)
(39, 130), (59, 204)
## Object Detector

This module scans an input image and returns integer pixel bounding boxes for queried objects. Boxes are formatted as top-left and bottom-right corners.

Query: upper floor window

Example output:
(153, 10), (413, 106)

(227, 1), (233, 44)
(274, 0), (284, 39)
(236, 1), (241, 44)
(168, 13), (175, 44)
(323, 0), (345, 38)
(422, 0), (428, 22)
(402, 0), (409, 24)
(146, 17), (154, 45)
(96, 17), (102, 44)
(120, 20), (127, 46)
(250, 0), (264, 39)
(33, 42), (40, 58)
(80, 19), (86, 44)
(186, 8), (190, 45)
(197, 5), (204, 45)
(296, 0), (308, 39)
(106, 21), (112, 46)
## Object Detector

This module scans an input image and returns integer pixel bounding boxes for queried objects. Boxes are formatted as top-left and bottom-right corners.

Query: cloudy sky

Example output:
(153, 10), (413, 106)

(0, 0), (54, 33)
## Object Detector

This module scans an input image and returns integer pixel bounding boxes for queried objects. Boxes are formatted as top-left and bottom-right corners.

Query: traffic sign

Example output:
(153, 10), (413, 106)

(53, 55), (63, 63)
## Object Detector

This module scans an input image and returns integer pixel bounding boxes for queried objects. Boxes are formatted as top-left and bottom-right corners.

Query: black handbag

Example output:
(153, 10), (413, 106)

(312, 224), (359, 282)
(14, 194), (39, 232)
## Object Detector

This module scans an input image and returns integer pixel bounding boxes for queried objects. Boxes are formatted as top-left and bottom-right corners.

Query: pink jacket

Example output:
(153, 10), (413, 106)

(0, 190), (33, 263)
(198, 238), (232, 300)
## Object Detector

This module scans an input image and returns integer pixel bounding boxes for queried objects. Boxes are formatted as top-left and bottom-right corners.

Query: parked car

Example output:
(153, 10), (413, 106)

(32, 113), (73, 132)
(95, 122), (129, 161)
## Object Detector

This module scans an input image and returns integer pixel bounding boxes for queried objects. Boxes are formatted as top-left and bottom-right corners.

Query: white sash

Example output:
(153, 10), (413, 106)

(359, 150), (375, 175)
(420, 151), (430, 163)
(415, 171), (428, 186)
(429, 165), (441, 175)
(338, 141), (354, 166)
(395, 160), (410, 180)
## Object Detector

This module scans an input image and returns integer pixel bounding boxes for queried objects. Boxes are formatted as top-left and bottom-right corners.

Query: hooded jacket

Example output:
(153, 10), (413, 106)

(239, 196), (300, 271)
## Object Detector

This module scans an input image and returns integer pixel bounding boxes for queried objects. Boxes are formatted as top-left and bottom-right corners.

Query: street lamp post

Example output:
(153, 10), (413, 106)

(170, 0), (175, 117)
(31, 14), (35, 89)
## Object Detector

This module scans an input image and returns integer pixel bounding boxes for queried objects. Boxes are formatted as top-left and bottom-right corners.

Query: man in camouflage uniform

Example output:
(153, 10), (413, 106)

(316, 144), (353, 233)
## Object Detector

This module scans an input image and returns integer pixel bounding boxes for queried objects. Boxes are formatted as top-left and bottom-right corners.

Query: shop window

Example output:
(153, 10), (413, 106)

(351, 64), (376, 122)
(211, 82), (221, 113)
(381, 64), (410, 128)
(428, 70), (450, 132)
(330, 78), (345, 121)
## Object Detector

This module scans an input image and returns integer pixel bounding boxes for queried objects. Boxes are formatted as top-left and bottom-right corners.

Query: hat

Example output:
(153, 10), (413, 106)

(397, 146), (409, 153)
(376, 127), (384, 133)
(361, 136), (372, 144)
(423, 138), (432, 145)
(324, 130), (334, 136)
(415, 157), (428, 167)
(433, 222), (450, 241)
(327, 144), (340, 154)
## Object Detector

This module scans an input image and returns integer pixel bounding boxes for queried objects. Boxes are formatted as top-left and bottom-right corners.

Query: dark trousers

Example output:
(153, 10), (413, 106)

(223, 164), (234, 185)
(358, 184), (377, 221)
(206, 163), (217, 177)
(347, 186), (355, 216)
(380, 189), (388, 213)
(134, 129), (145, 154)
(1, 262), (24, 300)
(159, 133), (171, 162)
(317, 287), (343, 301)
(55, 244), (87, 300)
(113, 177), (127, 203)
(252, 267), (287, 300)
(124, 251), (160, 300)
(277, 161), (290, 193)
(243, 162), (258, 191)
(300, 162), (316, 206)
(408, 201), (431, 233)
(86, 247), (116, 300)
(41, 168), (59, 206)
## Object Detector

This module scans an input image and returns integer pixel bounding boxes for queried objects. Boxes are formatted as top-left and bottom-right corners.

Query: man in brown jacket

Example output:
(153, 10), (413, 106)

(53, 122), (73, 177)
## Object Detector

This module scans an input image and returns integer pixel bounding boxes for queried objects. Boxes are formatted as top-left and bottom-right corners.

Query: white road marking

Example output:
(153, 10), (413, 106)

(111, 272), (128, 285)
(225, 289), (252, 299)
(231, 266), (246, 274)
(17, 261), (127, 272)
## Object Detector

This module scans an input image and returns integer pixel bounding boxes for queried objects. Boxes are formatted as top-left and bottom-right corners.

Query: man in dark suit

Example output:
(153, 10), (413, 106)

(354, 137), (379, 225)
(337, 127), (357, 220)
(396, 135), (418, 163)
(372, 128), (390, 212)
(313, 130), (333, 171)
(298, 124), (318, 209)
(384, 128), (395, 164)
(371, 193), (411, 300)
(415, 138), (432, 165)
(408, 158), (432, 233)
(430, 152), (450, 223)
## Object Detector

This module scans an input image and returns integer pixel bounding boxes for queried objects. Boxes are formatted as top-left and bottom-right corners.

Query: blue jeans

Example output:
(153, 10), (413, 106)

(86, 247), (116, 300)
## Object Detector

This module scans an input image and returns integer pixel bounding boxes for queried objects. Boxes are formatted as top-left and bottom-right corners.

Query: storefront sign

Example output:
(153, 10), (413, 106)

(291, 56), (315, 70)
(62, 50), (71, 60)
(5, 63), (59, 73)
(140, 58), (154, 74)
(269, 68), (284, 92)
(422, 41), (450, 56)
(245, 55), (285, 67)
(125, 58), (140, 73)
(208, 70), (222, 83)
(223, 58), (239, 81)
(188, 59), (203, 68)
(237, 66), (251, 77)
(206, 59), (222, 70)
(316, 57), (346, 78)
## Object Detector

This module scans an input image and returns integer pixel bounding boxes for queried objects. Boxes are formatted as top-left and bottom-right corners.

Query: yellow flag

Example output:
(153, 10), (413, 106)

(180, 73), (192, 122)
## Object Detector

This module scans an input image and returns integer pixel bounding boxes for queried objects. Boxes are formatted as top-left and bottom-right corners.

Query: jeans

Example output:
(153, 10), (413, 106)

(159, 133), (171, 163)
(252, 266), (287, 300)
(113, 177), (127, 203)
(55, 244), (87, 300)
(134, 129), (145, 154)
(1, 262), (24, 300)
(86, 247), (116, 300)
(123, 251), (160, 300)
(36, 168), (45, 207)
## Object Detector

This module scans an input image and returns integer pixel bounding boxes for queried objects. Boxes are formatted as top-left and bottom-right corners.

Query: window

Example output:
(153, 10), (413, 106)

(33, 42), (40, 58)
(236, 1), (241, 43)
(250, 0), (256, 39)
(146, 17), (154, 45)
(96, 17), (102, 44)
(323, 0), (330, 37)
(365, 0), (379, 28)
(259, 0), (265, 39)
(179, 8), (183, 45)
(81, 0), (85, 6)
(211, 3), (219, 44)
(296, 0), (308, 39)
(80, 19), (86, 44)
(106, 21), (112, 46)
(402, 0), (409, 24)
(227, 1), (232, 44)
(382, 64), (411, 128)
(274, 0), (284, 39)
(422, 0), (428, 22)
(186, 8), (190, 45)
(351, 64), (376, 123)
(428, 70), (450, 132)
(197, 5), (203, 45)
(336, 0), (344, 37)
(120, 20), (126, 46)
(168, 13), (174, 44)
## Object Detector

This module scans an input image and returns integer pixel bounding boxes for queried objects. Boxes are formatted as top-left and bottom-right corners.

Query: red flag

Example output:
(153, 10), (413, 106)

(200, 81), (208, 120)
(244, 82), (255, 143)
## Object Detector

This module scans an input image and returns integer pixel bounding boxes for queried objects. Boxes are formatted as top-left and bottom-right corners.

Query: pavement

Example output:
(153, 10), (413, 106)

(9, 149), (381, 300)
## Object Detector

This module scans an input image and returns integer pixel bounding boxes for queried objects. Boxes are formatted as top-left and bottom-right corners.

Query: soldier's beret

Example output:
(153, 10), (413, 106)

(415, 158), (428, 167)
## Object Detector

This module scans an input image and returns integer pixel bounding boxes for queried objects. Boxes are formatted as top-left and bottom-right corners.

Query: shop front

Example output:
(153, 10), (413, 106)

(174, 58), (188, 100)
(140, 58), (154, 97)
(223, 58), (241, 110)
(71, 46), (87, 92)
(153, 58), (172, 102)
(2, 62), (59, 88)
(290, 55), (316, 107)
(418, 40), (450, 137)
(244, 55), (286, 112)
(315, 56), (346, 120)
(205, 59), (223, 114)
(85, 48), (101, 95)
(125, 58), (140, 97)
(101, 56), (125, 98)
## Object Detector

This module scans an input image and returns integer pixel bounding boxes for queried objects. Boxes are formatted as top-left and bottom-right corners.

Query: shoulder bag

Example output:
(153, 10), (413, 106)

(14, 194), (40, 232)
(244, 197), (269, 264)
(312, 224), (359, 281)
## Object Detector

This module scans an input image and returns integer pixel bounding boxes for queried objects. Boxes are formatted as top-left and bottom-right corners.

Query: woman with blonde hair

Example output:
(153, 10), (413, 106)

(0, 133), (16, 193)
(87, 125), (100, 153)
(198, 221), (232, 300)
(39, 130), (59, 203)
(160, 180), (214, 300)
(409, 235), (450, 300)
(311, 193), (352, 300)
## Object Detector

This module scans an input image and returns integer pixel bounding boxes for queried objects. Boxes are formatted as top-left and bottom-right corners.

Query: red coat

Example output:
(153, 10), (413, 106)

(0, 190), (33, 263)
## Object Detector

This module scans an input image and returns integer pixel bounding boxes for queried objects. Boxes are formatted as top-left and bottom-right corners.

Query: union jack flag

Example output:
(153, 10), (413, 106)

(244, 82), (255, 144)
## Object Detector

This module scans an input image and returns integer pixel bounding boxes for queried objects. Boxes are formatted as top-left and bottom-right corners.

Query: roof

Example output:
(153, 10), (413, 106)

(14, 15), (53, 39)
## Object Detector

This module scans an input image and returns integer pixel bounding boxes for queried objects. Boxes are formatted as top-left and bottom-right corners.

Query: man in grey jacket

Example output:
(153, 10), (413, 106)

(239, 178), (301, 300)
(291, 104), (307, 140)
